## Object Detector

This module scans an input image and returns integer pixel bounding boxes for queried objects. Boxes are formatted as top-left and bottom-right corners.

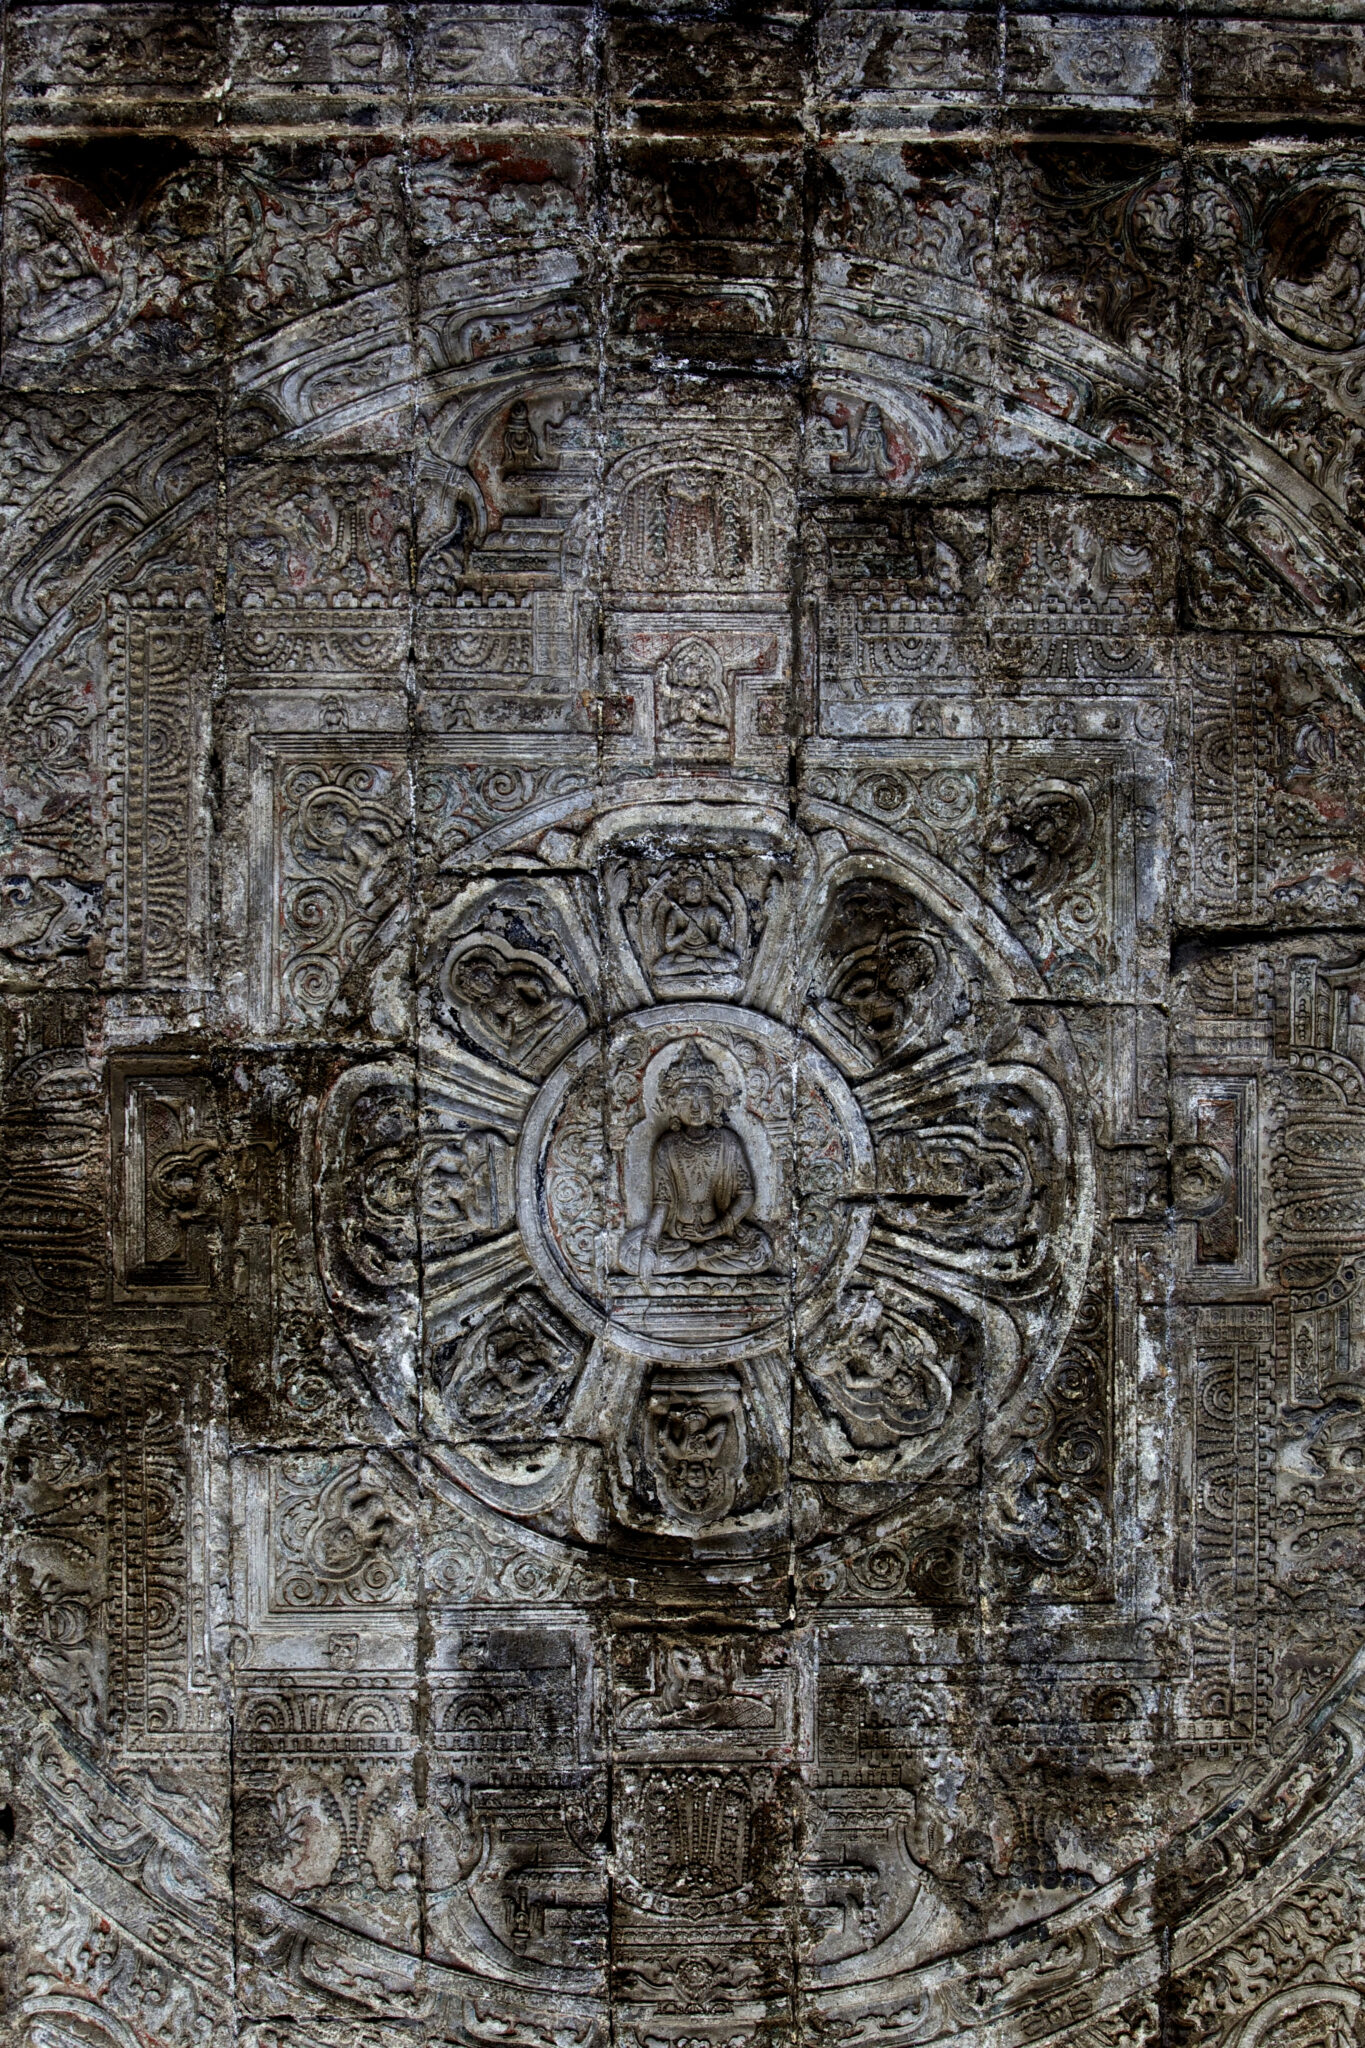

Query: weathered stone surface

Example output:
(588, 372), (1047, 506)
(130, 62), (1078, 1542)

(3, 7), (1365, 2048)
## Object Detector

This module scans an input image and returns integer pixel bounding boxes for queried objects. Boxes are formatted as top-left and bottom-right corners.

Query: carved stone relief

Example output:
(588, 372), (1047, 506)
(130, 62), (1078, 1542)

(3, 10), (1365, 2048)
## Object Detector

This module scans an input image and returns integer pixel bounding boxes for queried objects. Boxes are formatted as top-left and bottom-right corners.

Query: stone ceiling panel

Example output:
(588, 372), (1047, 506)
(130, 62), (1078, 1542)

(4, 8), (1365, 2048)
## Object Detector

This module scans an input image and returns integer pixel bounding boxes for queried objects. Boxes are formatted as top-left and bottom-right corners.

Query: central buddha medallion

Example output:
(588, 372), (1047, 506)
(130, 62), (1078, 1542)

(518, 1002), (873, 1362)
(313, 800), (1093, 1550)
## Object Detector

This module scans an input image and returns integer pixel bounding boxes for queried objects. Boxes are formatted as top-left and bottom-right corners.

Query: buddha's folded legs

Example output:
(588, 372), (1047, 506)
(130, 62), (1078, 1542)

(616, 1223), (773, 1276)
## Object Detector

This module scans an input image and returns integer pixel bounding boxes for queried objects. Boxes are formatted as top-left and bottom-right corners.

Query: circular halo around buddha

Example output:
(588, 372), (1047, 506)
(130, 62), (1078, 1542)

(516, 1002), (873, 1364)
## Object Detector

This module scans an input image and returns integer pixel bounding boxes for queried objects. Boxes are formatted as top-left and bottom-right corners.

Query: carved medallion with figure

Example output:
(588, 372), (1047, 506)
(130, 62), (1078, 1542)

(309, 803), (1089, 1555)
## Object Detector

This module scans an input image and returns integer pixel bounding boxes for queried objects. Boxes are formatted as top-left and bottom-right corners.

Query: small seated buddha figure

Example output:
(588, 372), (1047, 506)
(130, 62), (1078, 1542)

(1267, 203), (1365, 353)
(500, 398), (541, 471)
(657, 864), (742, 982)
(616, 1043), (772, 1282)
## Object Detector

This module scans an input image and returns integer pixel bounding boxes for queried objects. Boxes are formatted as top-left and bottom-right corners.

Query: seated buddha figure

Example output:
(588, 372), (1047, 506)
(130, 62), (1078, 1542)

(616, 1043), (773, 1283)
(1267, 203), (1365, 353)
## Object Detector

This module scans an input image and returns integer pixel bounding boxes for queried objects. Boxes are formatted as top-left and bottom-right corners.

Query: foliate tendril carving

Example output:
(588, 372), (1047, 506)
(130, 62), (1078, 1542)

(275, 1455), (415, 1610)
(280, 762), (408, 1023)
